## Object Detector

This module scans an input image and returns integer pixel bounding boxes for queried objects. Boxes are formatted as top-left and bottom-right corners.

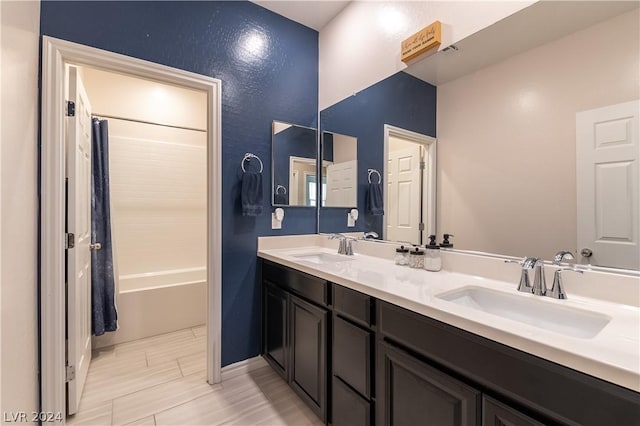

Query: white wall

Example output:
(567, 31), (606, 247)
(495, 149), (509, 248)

(82, 67), (207, 131)
(319, 1), (534, 109)
(332, 133), (356, 163)
(0, 0), (40, 421)
(437, 9), (639, 260)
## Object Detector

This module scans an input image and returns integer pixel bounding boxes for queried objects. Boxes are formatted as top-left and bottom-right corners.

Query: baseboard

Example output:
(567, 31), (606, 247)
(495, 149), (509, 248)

(221, 355), (269, 381)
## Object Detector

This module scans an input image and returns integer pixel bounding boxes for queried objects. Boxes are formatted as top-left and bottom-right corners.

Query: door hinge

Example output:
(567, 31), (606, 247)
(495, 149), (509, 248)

(65, 365), (75, 382)
(66, 100), (76, 117)
(419, 223), (425, 231)
(420, 161), (426, 170)
(65, 233), (75, 249)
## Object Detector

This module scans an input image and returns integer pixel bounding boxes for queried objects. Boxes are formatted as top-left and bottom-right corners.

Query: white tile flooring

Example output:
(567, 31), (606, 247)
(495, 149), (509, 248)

(69, 326), (322, 426)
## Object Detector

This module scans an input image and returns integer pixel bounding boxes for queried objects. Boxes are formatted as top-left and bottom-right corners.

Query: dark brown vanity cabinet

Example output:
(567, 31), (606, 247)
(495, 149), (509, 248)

(262, 260), (640, 426)
(482, 396), (543, 426)
(332, 285), (376, 426)
(377, 300), (640, 426)
(261, 261), (329, 423)
(377, 341), (480, 426)
(289, 294), (328, 419)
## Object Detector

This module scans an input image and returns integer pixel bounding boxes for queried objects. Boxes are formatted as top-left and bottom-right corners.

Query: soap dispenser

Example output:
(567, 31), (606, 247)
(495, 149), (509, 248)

(424, 235), (442, 272)
(440, 233), (454, 248)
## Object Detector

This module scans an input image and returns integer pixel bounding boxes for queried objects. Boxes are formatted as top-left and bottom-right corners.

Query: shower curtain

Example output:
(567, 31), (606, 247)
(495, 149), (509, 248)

(91, 118), (118, 335)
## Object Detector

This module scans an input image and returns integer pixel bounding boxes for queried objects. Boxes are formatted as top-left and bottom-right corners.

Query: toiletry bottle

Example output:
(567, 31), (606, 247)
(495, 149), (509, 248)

(395, 245), (409, 266)
(440, 233), (454, 248)
(409, 246), (425, 269)
(424, 235), (442, 272)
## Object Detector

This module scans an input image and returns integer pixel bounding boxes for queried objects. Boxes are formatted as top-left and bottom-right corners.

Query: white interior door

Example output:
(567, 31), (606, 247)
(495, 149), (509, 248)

(289, 169), (299, 205)
(576, 100), (639, 270)
(325, 160), (357, 207)
(66, 66), (93, 415)
(386, 145), (422, 244)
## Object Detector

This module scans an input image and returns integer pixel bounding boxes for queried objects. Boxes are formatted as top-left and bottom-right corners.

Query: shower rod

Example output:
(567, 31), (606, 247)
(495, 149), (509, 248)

(92, 113), (206, 133)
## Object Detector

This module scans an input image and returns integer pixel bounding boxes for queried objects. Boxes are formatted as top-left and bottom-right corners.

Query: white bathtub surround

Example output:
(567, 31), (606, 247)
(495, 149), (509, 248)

(257, 234), (640, 392)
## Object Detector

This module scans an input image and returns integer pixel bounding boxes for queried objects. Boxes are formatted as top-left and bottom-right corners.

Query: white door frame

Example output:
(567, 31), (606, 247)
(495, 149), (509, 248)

(289, 156), (315, 205)
(383, 124), (437, 241)
(40, 36), (222, 420)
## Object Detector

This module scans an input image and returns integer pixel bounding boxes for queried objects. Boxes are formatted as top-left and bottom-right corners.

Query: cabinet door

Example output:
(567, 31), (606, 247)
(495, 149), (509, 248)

(377, 341), (480, 426)
(333, 376), (372, 426)
(263, 281), (288, 379)
(333, 315), (372, 398)
(482, 396), (544, 426)
(290, 295), (328, 422)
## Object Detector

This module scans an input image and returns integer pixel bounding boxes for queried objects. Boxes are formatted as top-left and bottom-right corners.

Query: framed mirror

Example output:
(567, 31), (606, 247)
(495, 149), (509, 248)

(318, 2), (639, 271)
(321, 131), (357, 208)
(271, 121), (318, 207)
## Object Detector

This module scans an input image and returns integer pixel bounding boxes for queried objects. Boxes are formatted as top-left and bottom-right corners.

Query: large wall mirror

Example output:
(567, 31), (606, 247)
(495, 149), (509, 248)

(271, 121), (318, 207)
(321, 131), (358, 208)
(318, 1), (639, 271)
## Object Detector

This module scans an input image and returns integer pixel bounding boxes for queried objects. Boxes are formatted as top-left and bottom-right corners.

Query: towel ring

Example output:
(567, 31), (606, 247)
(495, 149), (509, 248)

(368, 168), (381, 184)
(241, 153), (263, 173)
(276, 184), (287, 195)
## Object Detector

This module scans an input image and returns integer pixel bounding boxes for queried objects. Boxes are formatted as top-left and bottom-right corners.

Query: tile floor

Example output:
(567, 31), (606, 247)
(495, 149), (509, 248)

(68, 326), (322, 426)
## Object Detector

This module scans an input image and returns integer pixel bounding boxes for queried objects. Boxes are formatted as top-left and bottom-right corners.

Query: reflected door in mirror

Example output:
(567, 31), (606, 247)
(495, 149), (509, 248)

(321, 132), (358, 208)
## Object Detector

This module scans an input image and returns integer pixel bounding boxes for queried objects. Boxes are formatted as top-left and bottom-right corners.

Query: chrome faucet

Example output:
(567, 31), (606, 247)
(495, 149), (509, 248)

(531, 259), (547, 296)
(506, 257), (545, 294)
(553, 250), (575, 265)
(549, 250), (582, 299)
(549, 268), (582, 299)
(363, 231), (379, 240)
(505, 257), (536, 293)
(328, 233), (356, 256)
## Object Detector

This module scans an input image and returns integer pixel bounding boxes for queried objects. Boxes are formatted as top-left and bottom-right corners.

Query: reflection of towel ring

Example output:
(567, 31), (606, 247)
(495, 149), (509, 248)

(368, 168), (381, 184)
(276, 184), (287, 195)
(241, 153), (263, 173)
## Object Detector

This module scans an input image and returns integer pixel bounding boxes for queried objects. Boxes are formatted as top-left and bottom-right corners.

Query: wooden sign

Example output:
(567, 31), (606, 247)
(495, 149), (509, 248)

(401, 21), (442, 63)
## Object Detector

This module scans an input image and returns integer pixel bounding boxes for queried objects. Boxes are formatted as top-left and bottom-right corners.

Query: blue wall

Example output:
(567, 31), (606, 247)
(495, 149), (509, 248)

(319, 71), (437, 235)
(40, 1), (319, 366)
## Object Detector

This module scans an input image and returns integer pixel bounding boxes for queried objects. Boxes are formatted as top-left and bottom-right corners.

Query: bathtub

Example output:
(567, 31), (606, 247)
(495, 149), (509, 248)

(119, 267), (206, 293)
(93, 267), (207, 349)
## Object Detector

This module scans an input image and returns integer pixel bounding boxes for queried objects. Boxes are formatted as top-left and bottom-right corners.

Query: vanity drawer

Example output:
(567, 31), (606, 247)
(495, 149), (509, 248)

(332, 376), (372, 426)
(263, 261), (329, 307)
(333, 284), (373, 327)
(333, 315), (372, 398)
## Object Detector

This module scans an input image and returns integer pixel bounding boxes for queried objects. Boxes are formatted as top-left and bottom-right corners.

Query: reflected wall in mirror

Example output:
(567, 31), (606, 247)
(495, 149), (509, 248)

(271, 121), (318, 207)
(321, 131), (357, 208)
(318, 2), (639, 271)
(318, 71), (436, 234)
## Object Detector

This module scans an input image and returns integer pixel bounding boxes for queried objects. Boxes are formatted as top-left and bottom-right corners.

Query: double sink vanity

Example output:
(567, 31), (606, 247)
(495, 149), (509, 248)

(257, 234), (640, 426)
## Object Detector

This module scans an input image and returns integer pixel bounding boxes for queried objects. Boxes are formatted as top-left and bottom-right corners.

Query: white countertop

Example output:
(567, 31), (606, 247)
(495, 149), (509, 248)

(258, 243), (640, 392)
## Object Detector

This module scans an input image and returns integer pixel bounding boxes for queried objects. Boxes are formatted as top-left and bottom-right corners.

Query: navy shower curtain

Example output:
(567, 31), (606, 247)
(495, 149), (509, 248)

(91, 118), (118, 336)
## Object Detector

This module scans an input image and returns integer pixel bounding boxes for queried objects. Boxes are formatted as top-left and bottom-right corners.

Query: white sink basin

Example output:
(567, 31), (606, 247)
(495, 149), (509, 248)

(292, 252), (353, 265)
(437, 286), (611, 339)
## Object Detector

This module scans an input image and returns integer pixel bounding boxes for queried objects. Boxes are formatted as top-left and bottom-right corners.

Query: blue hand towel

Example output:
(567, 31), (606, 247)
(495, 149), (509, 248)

(274, 192), (288, 205)
(242, 171), (263, 216)
(367, 182), (384, 216)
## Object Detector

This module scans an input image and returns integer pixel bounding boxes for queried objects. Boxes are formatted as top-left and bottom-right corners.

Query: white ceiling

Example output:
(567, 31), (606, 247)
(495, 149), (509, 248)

(253, 1), (351, 31)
